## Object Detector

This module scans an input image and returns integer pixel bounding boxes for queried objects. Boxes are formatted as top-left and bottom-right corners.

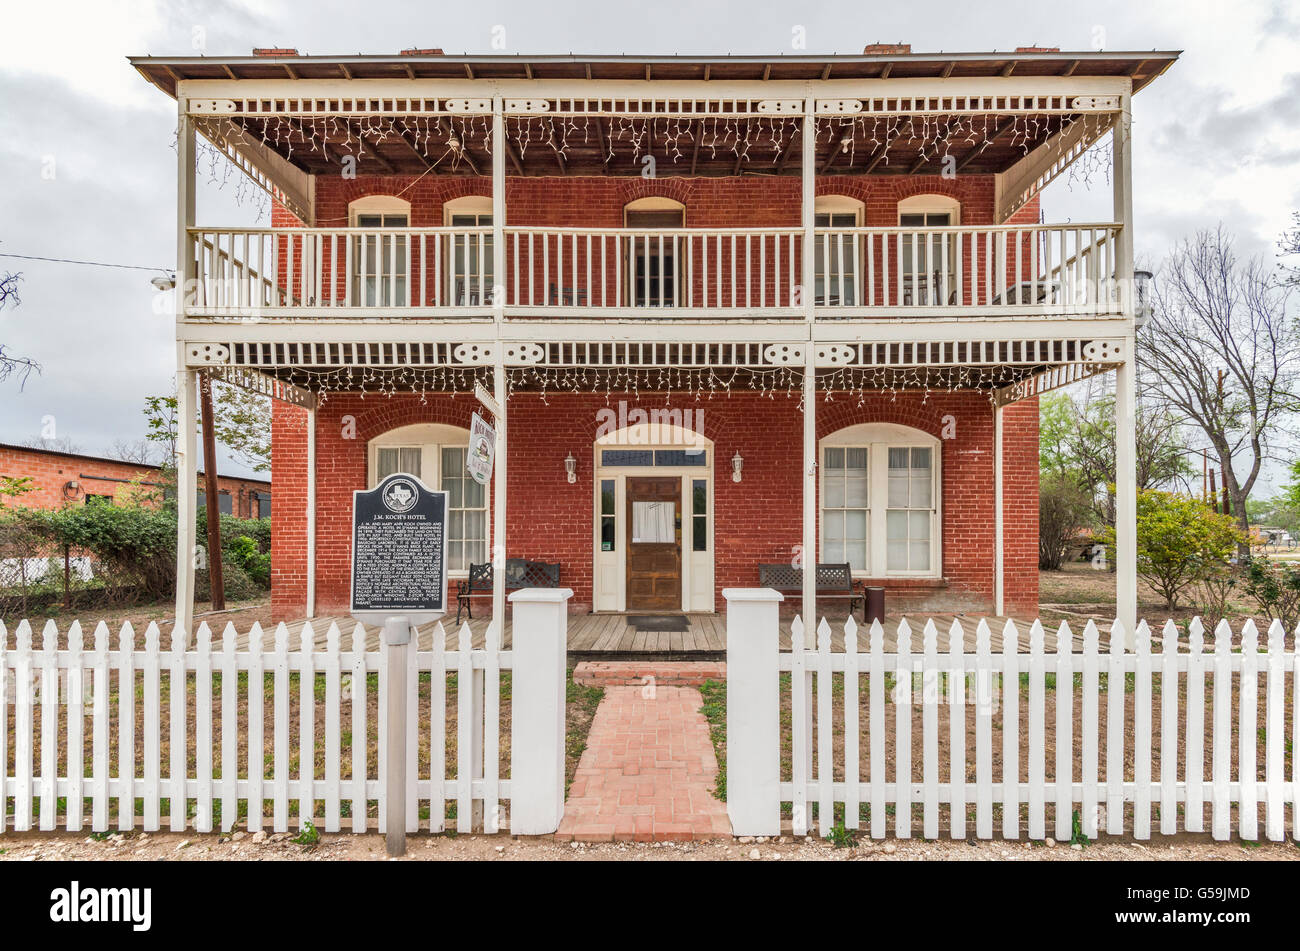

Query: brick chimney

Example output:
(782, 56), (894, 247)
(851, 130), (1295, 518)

(401, 47), (444, 55)
(252, 48), (299, 57)
(1014, 46), (1060, 53)
(863, 43), (911, 55)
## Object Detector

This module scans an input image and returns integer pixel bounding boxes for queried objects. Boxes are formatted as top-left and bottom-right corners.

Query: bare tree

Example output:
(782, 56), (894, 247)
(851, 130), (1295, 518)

(107, 437), (159, 466)
(22, 434), (82, 454)
(1137, 226), (1299, 549)
(0, 271), (39, 387)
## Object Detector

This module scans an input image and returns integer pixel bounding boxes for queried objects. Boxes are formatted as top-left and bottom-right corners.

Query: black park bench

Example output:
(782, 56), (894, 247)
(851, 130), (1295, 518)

(456, 559), (562, 624)
(757, 562), (865, 620)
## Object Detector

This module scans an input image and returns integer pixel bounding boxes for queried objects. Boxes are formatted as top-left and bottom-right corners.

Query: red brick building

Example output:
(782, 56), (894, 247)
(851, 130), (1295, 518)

(135, 45), (1172, 632)
(0, 443), (271, 518)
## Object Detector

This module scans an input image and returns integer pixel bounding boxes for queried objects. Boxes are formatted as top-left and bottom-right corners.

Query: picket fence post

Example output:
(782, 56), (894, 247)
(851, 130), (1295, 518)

(723, 588), (782, 837)
(508, 587), (572, 835)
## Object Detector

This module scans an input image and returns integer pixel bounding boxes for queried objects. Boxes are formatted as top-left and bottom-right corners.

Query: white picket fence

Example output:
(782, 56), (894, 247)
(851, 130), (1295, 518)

(724, 590), (1299, 842)
(0, 590), (570, 836)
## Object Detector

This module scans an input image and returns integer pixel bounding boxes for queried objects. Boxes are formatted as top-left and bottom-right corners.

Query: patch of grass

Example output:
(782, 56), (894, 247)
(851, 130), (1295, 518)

(698, 679), (727, 802)
(1070, 809), (1090, 848)
(564, 674), (604, 791)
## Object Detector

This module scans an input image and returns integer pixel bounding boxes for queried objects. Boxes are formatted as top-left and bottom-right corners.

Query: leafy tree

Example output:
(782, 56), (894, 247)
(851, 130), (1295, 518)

(1104, 489), (1243, 610)
(1039, 471), (1092, 570)
(211, 381), (271, 473)
(143, 392), (180, 468)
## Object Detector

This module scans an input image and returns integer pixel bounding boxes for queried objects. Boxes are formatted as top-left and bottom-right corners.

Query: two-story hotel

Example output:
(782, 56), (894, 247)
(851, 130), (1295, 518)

(132, 45), (1175, 638)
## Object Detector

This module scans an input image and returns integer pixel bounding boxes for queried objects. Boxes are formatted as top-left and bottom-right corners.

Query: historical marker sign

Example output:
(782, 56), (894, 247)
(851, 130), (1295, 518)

(350, 473), (448, 624)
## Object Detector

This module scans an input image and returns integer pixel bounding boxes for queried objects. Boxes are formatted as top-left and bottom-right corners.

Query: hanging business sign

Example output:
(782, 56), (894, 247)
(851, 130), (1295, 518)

(350, 473), (447, 624)
(467, 411), (496, 486)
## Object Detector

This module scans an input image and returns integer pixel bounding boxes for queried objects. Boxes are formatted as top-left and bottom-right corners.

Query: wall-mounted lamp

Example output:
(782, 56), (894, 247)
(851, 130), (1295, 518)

(564, 452), (577, 484)
(1133, 269), (1154, 330)
(731, 451), (744, 483)
(150, 273), (176, 292)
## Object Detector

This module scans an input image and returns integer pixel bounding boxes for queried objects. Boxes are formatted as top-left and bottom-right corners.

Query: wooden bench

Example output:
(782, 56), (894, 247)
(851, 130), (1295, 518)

(757, 562), (865, 620)
(455, 558), (561, 624)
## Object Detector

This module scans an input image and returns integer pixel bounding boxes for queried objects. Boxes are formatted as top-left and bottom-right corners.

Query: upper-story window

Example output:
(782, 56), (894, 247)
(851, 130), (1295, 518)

(815, 196), (864, 306)
(349, 196), (410, 306)
(898, 195), (960, 306)
(444, 196), (493, 306)
(624, 197), (685, 308)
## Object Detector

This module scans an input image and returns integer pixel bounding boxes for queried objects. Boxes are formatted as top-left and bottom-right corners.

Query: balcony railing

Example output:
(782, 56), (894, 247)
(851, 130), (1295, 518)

(184, 222), (1122, 320)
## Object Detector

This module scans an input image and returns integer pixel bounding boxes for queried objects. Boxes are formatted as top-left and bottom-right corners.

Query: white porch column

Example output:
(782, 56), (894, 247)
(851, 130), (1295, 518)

(491, 95), (508, 630)
(800, 98), (818, 625)
(173, 99), (197, 634)
(174, 359), (198, 634)
(994, 401), (1005, 617)
(1113, 87), (1138, 643)
(305, 403), (317, 618)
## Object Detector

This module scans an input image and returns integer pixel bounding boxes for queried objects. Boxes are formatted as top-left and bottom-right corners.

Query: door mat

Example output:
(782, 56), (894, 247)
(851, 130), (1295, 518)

(626, 615), (690, 632)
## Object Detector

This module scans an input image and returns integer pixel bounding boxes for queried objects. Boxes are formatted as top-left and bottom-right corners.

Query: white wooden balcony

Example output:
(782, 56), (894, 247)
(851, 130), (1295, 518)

(183, 222), (1123, 322)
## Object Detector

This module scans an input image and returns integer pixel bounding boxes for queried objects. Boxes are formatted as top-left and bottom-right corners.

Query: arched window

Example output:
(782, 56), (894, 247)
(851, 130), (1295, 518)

(815, 195), (864, 305)
(820, 423), (941, 577)
(898, 195), (960, 305)
(624, 198), (685, 308)
(442, 196), (493, 306)
(348, 196), (410, 306)
(367, 423), (488, 573)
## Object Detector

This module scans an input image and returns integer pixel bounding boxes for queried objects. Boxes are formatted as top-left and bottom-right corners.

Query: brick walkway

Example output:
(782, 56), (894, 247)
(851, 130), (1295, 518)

(556, 685), (732, 842)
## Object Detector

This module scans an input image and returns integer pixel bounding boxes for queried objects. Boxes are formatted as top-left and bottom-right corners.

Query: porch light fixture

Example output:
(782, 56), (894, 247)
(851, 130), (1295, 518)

(1133, 269), (1154, 330)
(731, 451), (744, 483)
(564, 452), (577, 484)
(150, 273), (176, 292)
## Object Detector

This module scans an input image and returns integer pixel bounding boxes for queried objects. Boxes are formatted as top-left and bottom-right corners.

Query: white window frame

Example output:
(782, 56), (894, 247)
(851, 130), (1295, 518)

(367, 423), (487, 577)
(819, 422), (942, 579)
(624, 197), (686, 308)
(443, 196), (493, 306)
(814, 195), (864, 306)
(898, 195), (961, 307)
(348, 196), (411, 307)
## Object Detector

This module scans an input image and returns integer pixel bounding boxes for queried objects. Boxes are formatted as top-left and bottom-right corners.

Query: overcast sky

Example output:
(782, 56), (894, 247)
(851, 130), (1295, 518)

(1, 0), (1297, 484)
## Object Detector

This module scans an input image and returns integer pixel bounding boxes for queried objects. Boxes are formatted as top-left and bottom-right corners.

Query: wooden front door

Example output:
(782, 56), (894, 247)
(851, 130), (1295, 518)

(625, 476), (682, 611)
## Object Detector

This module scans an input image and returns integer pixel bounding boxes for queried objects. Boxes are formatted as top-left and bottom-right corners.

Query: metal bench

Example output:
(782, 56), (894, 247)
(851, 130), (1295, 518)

(455, 558), (561, 624)
(757, 562), (865, 620)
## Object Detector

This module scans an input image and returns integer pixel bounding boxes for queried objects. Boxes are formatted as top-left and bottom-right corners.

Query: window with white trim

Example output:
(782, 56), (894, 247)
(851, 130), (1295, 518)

(814, 196), (863, 306)
(898, 194), (960, 306)
(821, 424), (939, 577)
(349, 197), (410, 307)
(368, 424), (488, 573)
(444, 196), (493, 305)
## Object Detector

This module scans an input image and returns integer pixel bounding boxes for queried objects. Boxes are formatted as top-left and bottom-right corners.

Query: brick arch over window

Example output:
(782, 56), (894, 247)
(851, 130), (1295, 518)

(816, 175), (995, 227)
(615, 178), (697, 207)
(347, 397), (479, 445)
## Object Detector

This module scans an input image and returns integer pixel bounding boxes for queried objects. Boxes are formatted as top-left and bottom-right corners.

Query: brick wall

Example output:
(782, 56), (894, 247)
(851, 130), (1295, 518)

(0, 444), (271, 517)
(271, 389), (1038, 620)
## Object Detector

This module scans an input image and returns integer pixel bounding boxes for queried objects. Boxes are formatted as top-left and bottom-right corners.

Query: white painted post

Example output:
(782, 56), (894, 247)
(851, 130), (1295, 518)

(993, 401), (1005, 616)
(724, 588), (782, 837)
(800, 98), (818, 633)
(306, 403), (317, 618)
(1113, 88), (1138, 645)
(509, 587), (572, 835)
(174, 361), (198, 636)
(383, 615), (410, 856)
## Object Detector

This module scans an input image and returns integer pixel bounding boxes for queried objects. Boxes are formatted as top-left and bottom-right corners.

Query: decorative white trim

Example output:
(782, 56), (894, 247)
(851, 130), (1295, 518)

(348, 195), (411, 224)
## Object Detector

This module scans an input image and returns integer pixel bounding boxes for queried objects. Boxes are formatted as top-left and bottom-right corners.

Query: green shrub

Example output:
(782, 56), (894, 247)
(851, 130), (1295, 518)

(227, 535), (271, 586)
(197, 561), (263, 602)
(1240, 556), (1300, 630)
(1104, 489), (1243, 610)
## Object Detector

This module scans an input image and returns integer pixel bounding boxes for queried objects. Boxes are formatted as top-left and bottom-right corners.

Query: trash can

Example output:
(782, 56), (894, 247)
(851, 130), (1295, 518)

(864, 586), (885, 625)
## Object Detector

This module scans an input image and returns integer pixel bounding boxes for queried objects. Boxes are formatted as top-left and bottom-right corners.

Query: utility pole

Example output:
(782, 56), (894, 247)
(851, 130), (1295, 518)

(199, 373), (225, 611)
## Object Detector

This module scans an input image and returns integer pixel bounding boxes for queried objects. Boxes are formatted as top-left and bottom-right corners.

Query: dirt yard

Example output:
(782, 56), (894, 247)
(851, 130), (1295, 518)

(0, 828), (1294, 861)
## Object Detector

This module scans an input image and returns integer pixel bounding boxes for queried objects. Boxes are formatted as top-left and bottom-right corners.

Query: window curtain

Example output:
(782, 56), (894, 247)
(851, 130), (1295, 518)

(632, 501), (675, 543)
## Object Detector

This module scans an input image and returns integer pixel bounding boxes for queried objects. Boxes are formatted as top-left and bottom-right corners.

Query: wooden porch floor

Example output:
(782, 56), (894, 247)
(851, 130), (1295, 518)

(268, 611), (1112, 656)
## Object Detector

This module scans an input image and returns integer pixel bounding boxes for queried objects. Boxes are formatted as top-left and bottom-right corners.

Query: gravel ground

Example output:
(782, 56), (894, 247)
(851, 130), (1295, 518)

(1, 830), (1296, 862)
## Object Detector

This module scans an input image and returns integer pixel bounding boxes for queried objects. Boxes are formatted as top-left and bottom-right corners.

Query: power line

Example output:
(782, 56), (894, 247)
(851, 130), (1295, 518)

(0, 252), (172, 274)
